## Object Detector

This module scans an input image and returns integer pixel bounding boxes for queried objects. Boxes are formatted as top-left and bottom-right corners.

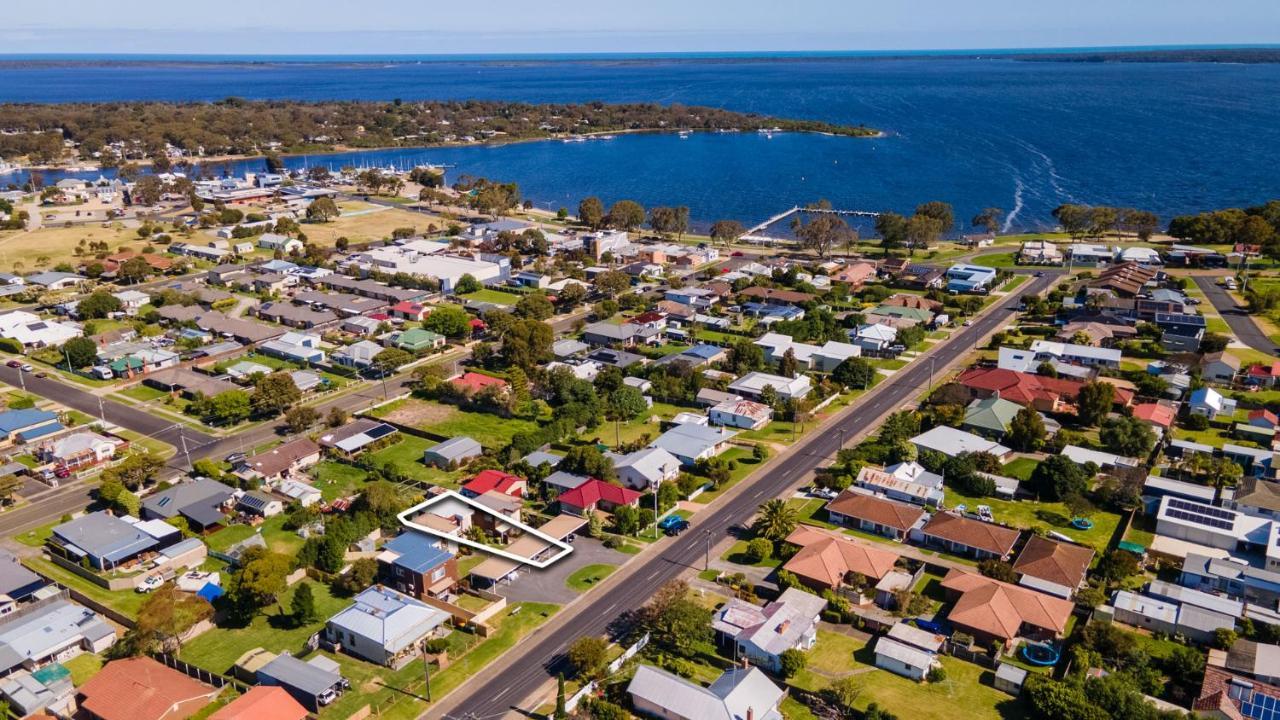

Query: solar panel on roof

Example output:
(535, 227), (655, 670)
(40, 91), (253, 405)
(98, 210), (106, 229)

(366, 424), (395, 440)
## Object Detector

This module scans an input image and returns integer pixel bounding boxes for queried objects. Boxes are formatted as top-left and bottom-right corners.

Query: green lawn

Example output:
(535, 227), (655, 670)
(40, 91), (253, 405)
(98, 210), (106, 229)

(179, 580), (347, 673)
(371, 401), (540, 450)
(120, 384), (168, 402)
(363, 436), (469, 488)
(721, 539), (783, 569)
(999, 275), (1030, 293)
(1001, 457), (1039, 482)
(836, 651), (1026, 720)
(63, 652), (104, 685)
(692, 447), (763, 504)
(943, 489), (1120, 552)
(310, 460), (372, 501)
(205, 514), (305, 557)
(23, 556), (149, 618)
(565, 563), (617, 592)
(458, 288), (525, 306)
(981, 252), (1021, 268)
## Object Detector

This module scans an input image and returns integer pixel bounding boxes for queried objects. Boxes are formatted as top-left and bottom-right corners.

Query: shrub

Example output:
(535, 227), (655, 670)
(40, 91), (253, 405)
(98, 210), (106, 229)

(744, 538), (773, 564)
(927, 665), (947, 683)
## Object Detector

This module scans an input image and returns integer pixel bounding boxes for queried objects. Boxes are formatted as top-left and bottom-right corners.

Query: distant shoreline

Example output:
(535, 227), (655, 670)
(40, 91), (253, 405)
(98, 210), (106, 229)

(2, 45), (1279, 67)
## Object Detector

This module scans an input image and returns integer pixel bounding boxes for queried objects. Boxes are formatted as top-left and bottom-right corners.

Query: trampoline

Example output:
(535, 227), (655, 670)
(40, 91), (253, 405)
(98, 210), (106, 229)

(1071, 517), (1095, 530)
(1021, 642), (1060, 666)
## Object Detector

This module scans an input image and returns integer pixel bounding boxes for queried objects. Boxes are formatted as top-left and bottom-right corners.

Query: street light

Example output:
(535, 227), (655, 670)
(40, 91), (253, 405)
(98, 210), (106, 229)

(702, 529), (712, 571)
(650, 478), (660, 540)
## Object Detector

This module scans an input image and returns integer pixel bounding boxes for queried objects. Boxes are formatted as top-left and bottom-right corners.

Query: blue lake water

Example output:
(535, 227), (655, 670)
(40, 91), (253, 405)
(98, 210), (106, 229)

(2, 55), (1278, 231)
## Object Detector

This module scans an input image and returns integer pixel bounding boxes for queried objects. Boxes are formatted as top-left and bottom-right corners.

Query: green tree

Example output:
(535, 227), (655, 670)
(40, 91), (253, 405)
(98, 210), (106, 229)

(1006, 405), (1047, 452)
(101, 451), (164, 491)
(606, 199), (646, 231)
(554, 674), (567, 719)
(752, 499), (799, 542)
(423, 304), (470, 338)
(514, 292), (554, 320)
(905, 213), (945, 254)
(372, 347), (413, 375)
(1077, 381), (1115, 426)
(779, 648), (808, 679)
(453, 273), (482, 294)
(971, 207), (1004, 234)
(567, 636), (610, 679)
(204, 390), (251, 425)
(306, 196), (340, 222)
(61, 336), (100, 369)
(578, 197), (606, 229)
(1100, 415), (1156, 457)
(594, 270), (632, 295)
(291, 582), (319, 625)
(77, 290), (123, 319)
(831, 357), (875, 388)
(228, 550), (293, 612)
(875, 212), (909, 253)
(791, 211), (855, 258)
(114, 584), (214, 656)
(978, 558), (1019, 583)
(251, 371), (301, 417)
(709, 219), (745, 246)
(284, 405), (320, 433)
(1029, 454), (1091, 501)
(745, 537), (773, 564)
(638, 580), (711, 657)
(500, 318), (554, 371)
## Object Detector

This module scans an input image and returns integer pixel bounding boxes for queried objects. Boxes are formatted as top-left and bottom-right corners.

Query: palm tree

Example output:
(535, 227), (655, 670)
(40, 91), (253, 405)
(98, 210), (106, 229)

(753, 499), (799, 542)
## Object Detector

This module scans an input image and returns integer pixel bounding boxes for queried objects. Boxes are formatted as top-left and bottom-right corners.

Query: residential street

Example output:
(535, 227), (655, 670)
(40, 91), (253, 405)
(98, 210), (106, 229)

(1192, 275), (1279, 355)
(425, 272), (1059, 720)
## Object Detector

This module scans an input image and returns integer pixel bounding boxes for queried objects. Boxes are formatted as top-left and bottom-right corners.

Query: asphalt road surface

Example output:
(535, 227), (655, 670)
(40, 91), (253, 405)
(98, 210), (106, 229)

(1193, 275), (1279, 355)
(431, 272), (1058, 720)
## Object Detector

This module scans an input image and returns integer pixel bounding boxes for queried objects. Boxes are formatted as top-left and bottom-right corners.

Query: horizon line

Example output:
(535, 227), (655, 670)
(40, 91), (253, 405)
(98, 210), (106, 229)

(2, 43), (1279, 61)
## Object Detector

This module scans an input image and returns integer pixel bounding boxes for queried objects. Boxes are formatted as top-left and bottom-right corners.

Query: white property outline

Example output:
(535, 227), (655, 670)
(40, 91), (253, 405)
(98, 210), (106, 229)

(396, 489), (573, 569)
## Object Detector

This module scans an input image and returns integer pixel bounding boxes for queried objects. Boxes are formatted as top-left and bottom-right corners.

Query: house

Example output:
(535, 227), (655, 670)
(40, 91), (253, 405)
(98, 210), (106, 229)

(1201, 352), (1242, 384)
(0, 599), (115, 676)
(1249, 409), (1280, 430)
(859, 463), (945, 506)
(850, 323), (898, 353)
(317, 419), (399, 456)
(1189, 387), (1237, 420)
(557, 479), (641, 516)
(423, 436), (482, 468)
(257, 654), (347, 711)
(49, 511), (177, 570)
(782, 525), (900, 591)
(23, 272), (83, 291)
(1132, 403), (1177, 431)
(940, 569), (1073, 648)
(709, 398), (772, 430)
(0, 409), (60, 443)
(961, 396), (1026, 438)
(0, 312), (81, 349)
(257, 302), (336, 328)
(543, 470), (590, 494)
(332, 339), (385, 370)
(36, 431), (123, 472)
(727, 371), (811, 402)
(738, 286), (816, 306)
(389, 301), (431, 322)
(1012, 535), (1095, 598)
(1154, 496), (1271, 553)
(831, 261), (878, 288)
(711, 588), (825, 673)
(1194, 664), (1280, 720)
(141, 478), (235, 531)
(1222, 639), (1280, 686)
(450, 372), (509, 395)
(628, 664), (784, 720)
(77, 657), (215, 720)
(0, 549), (45, 605)
(238, 491), (285, 517)
(614, 447), (682, 491)
(392, 328), (445, 353)
(651, 423), (738, 465)
(1110, 590), (1235, 645)
(462, 469), (526, 499)
(945, 263), (998, 293)
(209, 687), (308, 720)
(825, 490), (926, 541)
(587, 347), (648, 369)
(260, 331), (325, 364)
(909, 426), (1012, 461)
(325, 586), (451, 666)
(1027, 340), (1122, 369)
(279, 480), (322, 507)
(1019, 240), (1064, 264)
(581, 321), (661, 348)
(236, 438), (321, 483)
(0, 663), (75, 717)
(112, 289), (151, 313)
(378, 531), (458, 599)
(918, 512), (1019, 560)
(954, 367), (1089, 414)
(1180, 553), (1280, 608)
(257, 233), (303, 253)
(874, 635), (939, 682)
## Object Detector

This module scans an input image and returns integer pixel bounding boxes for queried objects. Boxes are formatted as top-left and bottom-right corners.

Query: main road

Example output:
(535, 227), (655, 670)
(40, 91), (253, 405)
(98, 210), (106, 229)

(429, 272), (1058, 720)
(1192, 275), (1279, 356)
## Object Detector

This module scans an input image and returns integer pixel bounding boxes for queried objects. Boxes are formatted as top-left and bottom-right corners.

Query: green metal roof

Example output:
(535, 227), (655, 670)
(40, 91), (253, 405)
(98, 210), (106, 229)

(962, 395), (1024, 433)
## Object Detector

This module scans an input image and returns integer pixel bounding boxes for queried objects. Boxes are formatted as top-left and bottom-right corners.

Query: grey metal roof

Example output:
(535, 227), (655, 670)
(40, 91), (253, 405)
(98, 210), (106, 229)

(628, 665), (783, 720)
(0, 600), (113, 674)
(259, 654), (343, 696)
(426, 436), (482, 461)
(0, 551), (42, 599)
(326, 587), (450, 657)
(142, 478), (234, 520)
(51, 512), (159, 565)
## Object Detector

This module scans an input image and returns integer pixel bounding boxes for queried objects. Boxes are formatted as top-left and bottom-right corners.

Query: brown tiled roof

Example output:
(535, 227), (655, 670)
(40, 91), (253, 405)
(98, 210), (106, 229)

(209, 687), (308, 720)
(1234, 477), (1280, 514)
(920, 512), (1020, 557)
(940, 569), (1074, 641)
(1195, 664), (1280, 717)
(738, 286), (816, 304)
(244, 437), (320, 478)
(1012, 535), (1094, 590)
(826, 490), (924, 533)
(881, 294), (944, 312)
(783, 525), (900, 588)
(77, 657), (216, 720)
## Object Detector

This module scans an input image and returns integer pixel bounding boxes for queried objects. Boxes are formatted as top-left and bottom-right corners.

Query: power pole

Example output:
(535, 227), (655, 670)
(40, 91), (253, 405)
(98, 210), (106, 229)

(178, 426), (192, 469)
(421, 641), (432, 702)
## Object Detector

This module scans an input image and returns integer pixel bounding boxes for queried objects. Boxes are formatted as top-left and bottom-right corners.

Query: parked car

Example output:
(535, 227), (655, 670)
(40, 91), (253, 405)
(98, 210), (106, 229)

(4, 360), (19, 368)
(20, 365), (33, 372)
(658, 514), (690, 536)
(34, 372), (47, 378)
(135, 575), (164, 593)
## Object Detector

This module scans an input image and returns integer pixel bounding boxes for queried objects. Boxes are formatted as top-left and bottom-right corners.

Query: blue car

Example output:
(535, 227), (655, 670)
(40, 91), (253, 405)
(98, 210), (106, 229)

(658, 515), (690, 536)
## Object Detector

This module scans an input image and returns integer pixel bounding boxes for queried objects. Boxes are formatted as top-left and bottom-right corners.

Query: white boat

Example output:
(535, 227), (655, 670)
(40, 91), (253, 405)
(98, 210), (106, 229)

(678, 131), (691, 139)
(562, 137), (587, 144)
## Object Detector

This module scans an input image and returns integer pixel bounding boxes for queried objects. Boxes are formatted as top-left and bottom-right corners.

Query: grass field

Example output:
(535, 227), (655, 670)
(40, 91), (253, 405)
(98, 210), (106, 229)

(310, 460), (372, 500)
(0, 222), (148, 273)
(63, 652), (104, 685)
(371, 398), (539, 449)
(362, 435), (469, 488)
(565, 563), (617, 592)
(1001, 457), (1039, 481)
(179, 580), (347, 673)
(205, 514), (305, 557)
(458, 288), (525, 306)
(23, 556), (149, 617)
(298, 202), (448, 247)
(943, 489), (1120, 552)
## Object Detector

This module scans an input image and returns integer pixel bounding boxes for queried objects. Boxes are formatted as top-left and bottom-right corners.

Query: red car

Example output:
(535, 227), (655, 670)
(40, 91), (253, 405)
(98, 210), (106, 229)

(4, 360), (19, 368)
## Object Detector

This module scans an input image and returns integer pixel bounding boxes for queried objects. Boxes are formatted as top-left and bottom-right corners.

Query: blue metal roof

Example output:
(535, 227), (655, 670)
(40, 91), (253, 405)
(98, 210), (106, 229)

(16, 422), (64, 442)
(0, 409), (58, 434)
(382, 532), (453, 574)
(685, 344), (723, 360)
(197, 582), (224, 602)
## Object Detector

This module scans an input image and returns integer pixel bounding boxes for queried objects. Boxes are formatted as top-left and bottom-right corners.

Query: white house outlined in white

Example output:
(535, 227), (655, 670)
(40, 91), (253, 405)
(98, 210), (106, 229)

(396, 489), (573, 569)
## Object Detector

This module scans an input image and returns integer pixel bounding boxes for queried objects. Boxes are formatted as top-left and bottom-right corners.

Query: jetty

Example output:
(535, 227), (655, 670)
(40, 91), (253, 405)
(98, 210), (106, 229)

(743, 205), (881, 244)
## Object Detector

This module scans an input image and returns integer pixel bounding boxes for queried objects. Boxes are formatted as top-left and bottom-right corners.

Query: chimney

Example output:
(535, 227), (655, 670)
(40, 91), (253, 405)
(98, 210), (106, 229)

(747, 709), (754, 720)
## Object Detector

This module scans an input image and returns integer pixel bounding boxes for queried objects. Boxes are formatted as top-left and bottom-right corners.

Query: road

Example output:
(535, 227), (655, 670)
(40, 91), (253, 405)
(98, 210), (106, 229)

(1193, 275), (1279, 355)
(429, 272), (1058, 720)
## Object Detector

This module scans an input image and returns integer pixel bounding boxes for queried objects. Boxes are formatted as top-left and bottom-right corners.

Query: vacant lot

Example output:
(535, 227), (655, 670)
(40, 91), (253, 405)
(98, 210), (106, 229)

(371, 398), (538, 449)
(0, 222), (148, 273)
(299, 202), (447, 246)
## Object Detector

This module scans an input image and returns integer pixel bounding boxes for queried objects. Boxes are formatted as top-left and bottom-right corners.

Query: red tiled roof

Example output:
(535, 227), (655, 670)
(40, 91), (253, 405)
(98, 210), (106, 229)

(450, 372), (509, 392)
(783, 525), (900, 588)
(463, 469), (525, 497)
(558, 478), (641, 509)
(390, 301), (428, 316)
(1195, 665), (1280, 717)
(941, 569), (1074, 641)
(78, 657), (216, 720)
(1132, 403), (1176, 428)
(955, 367), (1085, 407)
(209, 687), (308, 720)
(826, 490), (924, 533)
(627, 311), (666, 325)
(1249, 409), (1279, 426)
(921, 512), (1020, 557)
(1247, 362), (1280, 379)
(1012, 535), (1094, 590)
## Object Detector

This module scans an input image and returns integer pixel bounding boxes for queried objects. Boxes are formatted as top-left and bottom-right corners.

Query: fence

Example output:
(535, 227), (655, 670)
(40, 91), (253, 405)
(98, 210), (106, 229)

(566, 680), (597, 713)
(152, 652), (248, 691)
(607, 633), (649, 675)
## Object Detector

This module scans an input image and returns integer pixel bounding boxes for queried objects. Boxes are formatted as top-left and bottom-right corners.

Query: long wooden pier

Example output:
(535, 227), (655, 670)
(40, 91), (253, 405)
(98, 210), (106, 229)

(743, 206), (881, 244)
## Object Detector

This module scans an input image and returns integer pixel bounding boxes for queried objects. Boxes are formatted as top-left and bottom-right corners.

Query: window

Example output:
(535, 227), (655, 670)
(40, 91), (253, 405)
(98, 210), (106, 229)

(431, 567), (446, 582)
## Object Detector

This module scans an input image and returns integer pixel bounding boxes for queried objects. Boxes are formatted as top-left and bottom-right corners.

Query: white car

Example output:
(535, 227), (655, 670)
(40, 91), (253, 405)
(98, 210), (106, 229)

(135, 574), (164, 593)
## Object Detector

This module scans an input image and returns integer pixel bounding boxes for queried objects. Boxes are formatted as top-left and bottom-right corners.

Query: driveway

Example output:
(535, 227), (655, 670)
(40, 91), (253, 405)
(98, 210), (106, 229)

(497, 537), (628, 605)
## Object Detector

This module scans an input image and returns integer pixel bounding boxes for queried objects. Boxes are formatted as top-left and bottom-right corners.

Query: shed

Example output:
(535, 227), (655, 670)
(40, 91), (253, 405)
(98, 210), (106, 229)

(995, 663), (1028, 695)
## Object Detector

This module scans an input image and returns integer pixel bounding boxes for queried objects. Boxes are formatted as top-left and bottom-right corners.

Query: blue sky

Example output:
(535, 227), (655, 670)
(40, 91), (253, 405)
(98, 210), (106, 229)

(4, 0), (1278, 55)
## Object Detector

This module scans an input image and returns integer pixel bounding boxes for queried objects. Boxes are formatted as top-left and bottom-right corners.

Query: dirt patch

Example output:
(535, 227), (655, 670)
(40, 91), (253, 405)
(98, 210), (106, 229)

(379, 398), (456, 428)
